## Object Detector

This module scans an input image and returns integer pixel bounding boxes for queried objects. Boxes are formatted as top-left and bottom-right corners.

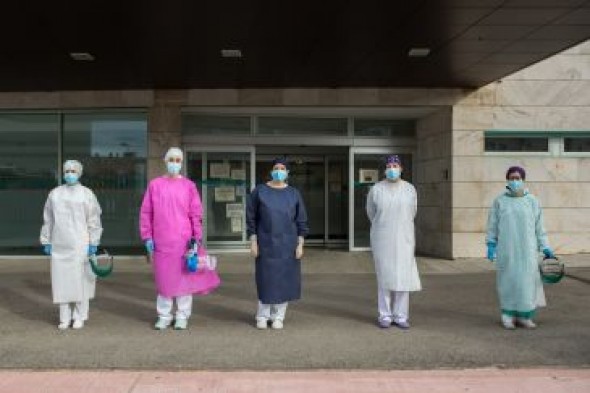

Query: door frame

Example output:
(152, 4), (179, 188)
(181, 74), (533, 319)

(183, 145), (255, 249)
(348, 146), (416, 251)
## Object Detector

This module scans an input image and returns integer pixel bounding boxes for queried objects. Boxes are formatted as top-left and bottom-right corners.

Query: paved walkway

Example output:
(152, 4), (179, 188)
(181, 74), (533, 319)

(0, 251), (588, 371)
(1, 369), (589, 393)
(0, 252), (589, 392)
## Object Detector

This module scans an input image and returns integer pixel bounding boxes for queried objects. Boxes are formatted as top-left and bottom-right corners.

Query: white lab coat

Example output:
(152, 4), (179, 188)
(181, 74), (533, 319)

(366, 180), (421, 292)
(40, 184), (103, 304)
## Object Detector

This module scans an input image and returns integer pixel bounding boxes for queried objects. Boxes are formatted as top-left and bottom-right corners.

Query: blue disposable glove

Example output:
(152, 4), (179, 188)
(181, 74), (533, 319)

(42, 244), (52, 256)
(145, 239), (155, 254)
(88, 245), (98, 256)
(543, 247), (555, 259)
(486, 242), (497, 262)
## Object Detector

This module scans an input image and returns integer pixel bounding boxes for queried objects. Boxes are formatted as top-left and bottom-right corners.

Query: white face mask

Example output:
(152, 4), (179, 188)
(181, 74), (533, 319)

(167, 162), (182, 175)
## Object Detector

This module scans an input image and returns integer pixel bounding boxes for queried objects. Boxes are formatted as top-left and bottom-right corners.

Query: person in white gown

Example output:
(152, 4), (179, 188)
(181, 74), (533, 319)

(366, 155), (421, 329)
(40, 160), (103, 330)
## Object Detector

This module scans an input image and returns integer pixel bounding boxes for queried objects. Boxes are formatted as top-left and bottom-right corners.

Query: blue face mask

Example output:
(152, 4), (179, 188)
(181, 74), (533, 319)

(507, 179), (524, 192)
(167, 162), (182, 175)
(271, 169), (288, 182)
(385, 168), (401, 180)
(64, 173), (79, 185)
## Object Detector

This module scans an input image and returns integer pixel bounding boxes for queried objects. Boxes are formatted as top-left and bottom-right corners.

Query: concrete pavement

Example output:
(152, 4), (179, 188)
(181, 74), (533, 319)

(0, 251), (588, 370)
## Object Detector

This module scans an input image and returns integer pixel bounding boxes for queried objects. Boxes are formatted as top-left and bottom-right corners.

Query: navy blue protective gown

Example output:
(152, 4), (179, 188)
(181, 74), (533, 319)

(246, 184), (309, 304)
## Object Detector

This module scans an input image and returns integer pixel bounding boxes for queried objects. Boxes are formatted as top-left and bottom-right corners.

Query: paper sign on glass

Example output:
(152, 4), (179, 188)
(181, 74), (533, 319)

(231, 169), (246, 180)
(226, 203), (243, 218)
(359, 169), (379, 183)
(214, 186), (235, 202)
(231, 217), (242, 232)
(210, 163), (231, 178)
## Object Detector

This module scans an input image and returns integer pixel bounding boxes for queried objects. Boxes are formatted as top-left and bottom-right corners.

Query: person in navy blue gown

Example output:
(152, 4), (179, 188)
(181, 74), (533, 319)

(246, 157), (309, 330)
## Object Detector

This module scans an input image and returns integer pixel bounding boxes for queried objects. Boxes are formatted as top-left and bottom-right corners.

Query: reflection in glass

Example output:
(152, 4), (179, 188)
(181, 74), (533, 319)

(63, 112), (147, 252)
(0, 113), (59, 252)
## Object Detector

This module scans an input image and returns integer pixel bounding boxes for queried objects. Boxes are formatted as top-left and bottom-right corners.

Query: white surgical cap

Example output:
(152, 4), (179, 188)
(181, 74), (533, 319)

(63, 160), (83, 176)
(164, 147), (184, 162)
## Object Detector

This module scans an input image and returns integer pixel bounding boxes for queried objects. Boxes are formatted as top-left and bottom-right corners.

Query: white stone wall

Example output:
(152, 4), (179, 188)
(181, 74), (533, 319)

(452, 40), (590, 258)
(415, 108), (453, 258)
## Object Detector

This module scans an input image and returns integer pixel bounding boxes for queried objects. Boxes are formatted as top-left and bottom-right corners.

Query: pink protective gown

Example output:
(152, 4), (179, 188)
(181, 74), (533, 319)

(140, 176), (220, 297)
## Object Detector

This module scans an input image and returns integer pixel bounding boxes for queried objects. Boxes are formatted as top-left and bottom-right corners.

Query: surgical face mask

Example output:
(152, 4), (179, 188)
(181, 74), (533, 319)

(385, 168), (401, 180)
(63, 173), (79, 185)
(167, 162), (182, 175)
(271, 169), (288, 182)
(507, 179), (524, 192)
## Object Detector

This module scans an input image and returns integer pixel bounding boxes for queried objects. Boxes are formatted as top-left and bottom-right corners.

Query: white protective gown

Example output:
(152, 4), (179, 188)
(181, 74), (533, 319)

(367, 180), (421, 292)
(40, 184), (103, 304)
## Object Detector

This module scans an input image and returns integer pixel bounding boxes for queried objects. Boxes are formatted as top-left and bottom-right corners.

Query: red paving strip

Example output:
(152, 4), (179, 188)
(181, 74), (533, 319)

(0, 368), (589, 393)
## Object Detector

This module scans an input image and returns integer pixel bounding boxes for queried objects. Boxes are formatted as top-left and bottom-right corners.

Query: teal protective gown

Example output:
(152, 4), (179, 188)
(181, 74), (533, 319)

(486, 190), (549, 318)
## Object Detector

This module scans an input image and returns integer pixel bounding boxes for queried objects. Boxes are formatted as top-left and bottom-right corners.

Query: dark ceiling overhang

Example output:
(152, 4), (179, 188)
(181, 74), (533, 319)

(2, 0), (590, 91)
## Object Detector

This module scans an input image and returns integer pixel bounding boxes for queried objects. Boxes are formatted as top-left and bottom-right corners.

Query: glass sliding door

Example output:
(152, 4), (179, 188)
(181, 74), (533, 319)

(0, 113), (59, 253)
(186, 148), (253, 248)
(350, 148), (413, 250)
(327, 155), (348, 242)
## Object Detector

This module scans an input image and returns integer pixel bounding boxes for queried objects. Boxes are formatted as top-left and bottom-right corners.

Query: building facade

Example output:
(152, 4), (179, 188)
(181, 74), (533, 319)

(1, 41), (588, 258)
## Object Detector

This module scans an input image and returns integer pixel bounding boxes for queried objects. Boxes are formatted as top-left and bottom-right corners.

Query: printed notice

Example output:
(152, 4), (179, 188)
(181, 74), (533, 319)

(214, 186), (235, 202)
(231, 169), (246, 180)
(359, 169), (378, 183)
(210, 163), (231, 178)
(226, 203), (243, 218)
(231, 217), (242, 232)
(236, 185), (246, 197)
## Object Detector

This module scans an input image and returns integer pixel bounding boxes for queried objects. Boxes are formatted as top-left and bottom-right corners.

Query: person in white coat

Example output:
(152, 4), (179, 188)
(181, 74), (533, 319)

(40, 160), (103, 330)
(366, 155), (421, 329)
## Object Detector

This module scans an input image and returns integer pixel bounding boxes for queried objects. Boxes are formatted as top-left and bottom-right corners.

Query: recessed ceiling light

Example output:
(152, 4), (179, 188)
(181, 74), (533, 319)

(221, 49), (243, 58)
(408, 48), (430, 57)
(70, 52), (95, 61)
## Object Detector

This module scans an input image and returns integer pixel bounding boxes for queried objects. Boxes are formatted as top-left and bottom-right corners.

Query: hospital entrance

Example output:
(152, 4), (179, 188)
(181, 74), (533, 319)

(185, 146), (412, 252)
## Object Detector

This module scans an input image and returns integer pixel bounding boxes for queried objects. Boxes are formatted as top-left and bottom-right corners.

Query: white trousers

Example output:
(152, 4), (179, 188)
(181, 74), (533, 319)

(256, 301), (288, 321)
(378, 287), (409, 323)
(157, 295), (193, 322)
(59, 300), (89, 323)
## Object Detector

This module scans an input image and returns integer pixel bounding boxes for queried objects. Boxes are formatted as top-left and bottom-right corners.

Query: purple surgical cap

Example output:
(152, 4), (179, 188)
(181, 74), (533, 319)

(272, 156), (289, 169)
(385, 155), (402, 165)
(506, 166), (526, 180)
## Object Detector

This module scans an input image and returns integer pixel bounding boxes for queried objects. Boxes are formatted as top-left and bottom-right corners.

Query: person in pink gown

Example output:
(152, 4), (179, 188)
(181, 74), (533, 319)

(140, 147), (219, 330)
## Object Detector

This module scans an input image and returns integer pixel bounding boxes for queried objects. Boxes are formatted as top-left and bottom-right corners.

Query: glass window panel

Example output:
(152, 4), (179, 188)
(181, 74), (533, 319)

(0, 113), (59, 253)
(182, 115), (251, 136)
(62, 112), (148, 253)
(257, 117), (347, 136)
(354, 119), (416, 137)
(485, 137), (549, 152)
(564, 137), (590, 152)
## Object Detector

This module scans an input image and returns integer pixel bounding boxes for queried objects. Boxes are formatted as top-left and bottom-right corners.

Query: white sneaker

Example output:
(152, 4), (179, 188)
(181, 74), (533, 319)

(72, 320), (84, 329)
(516, 318), (537, 329)
(58, 322), (69, 330)
(501, 315), (516, 330)
(174, 319), (188, 330)
(256, 318), (268, 329)
(271, 320), (284, 330)
(154, 318), (171, 330)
